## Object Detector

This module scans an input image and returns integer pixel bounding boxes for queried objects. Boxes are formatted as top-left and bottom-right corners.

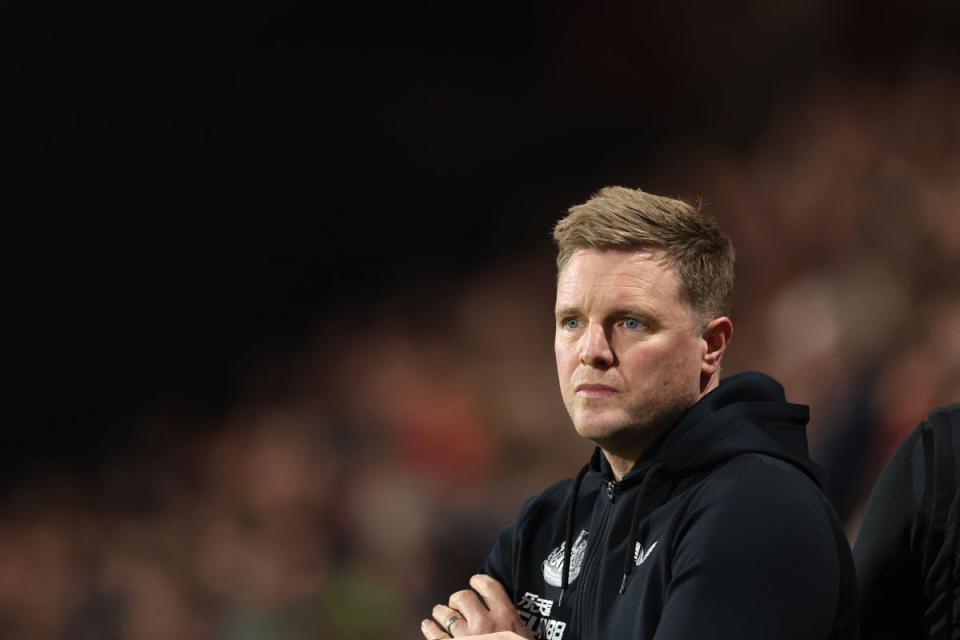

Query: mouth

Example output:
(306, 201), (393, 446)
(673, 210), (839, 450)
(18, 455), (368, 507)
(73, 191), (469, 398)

(575, 383), (618, 398)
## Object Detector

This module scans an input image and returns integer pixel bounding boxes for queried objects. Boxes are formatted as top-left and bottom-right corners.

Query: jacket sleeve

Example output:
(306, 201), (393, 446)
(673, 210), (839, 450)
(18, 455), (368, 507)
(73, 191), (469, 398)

(481, 519), (518, 597)
(853, 426), (927, 638)
(480, 493), (542, 600)
(480, 480), (572, 599)
(653, 456), (857, 640)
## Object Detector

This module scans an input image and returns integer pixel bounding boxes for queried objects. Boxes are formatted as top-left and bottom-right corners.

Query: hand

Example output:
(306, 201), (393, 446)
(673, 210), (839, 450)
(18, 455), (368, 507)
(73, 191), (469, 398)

(421, 575), (535, 640)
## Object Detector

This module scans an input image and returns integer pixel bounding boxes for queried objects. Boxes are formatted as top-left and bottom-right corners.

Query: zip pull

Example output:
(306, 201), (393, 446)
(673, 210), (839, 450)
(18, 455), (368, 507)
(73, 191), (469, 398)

(606, 480), (617, 502)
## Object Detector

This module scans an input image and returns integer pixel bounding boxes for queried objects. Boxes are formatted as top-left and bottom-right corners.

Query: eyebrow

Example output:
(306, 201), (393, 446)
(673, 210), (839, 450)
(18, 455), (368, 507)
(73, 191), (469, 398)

(554, 306), (659, 321)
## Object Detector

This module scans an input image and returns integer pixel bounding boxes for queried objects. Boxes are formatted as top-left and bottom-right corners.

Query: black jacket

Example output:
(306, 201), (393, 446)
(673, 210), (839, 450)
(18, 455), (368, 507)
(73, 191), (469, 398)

(482, 372), (858, 640)
(854, 404), (959, 639)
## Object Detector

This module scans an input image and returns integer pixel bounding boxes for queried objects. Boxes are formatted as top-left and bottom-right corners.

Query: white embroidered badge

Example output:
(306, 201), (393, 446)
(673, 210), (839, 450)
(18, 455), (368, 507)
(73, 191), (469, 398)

(542, 530), (589, 587)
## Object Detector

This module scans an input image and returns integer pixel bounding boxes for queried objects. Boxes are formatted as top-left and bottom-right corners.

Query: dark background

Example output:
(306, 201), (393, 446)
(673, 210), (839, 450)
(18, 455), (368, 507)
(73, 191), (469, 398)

(9, 0), (959, 479)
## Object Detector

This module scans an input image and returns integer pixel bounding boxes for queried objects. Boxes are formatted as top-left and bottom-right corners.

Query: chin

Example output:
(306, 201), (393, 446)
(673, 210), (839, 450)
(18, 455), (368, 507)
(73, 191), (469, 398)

(572, 412), (632, 443)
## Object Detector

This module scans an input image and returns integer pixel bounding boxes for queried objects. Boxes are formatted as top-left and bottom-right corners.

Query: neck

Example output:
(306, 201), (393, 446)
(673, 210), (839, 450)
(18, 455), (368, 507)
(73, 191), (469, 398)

(601, 379), (721, 481)
(599, 417), (674, 480)
(603, 451), (636, 481)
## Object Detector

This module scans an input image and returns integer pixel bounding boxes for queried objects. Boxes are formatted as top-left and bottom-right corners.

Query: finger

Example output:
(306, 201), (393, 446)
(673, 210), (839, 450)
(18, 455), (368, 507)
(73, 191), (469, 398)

(421, 618), (451, 640)
(469, 574), (515, 616)
(431, 604), (467, 636)
(448, 588), (490, 624)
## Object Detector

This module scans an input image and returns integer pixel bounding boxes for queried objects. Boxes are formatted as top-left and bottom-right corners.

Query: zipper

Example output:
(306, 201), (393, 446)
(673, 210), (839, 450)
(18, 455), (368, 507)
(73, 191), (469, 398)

(574, 494), (615, 639)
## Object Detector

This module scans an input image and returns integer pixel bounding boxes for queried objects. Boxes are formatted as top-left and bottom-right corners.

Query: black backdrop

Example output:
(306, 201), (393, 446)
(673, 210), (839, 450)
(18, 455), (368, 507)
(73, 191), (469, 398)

(7, 0), (960, 480)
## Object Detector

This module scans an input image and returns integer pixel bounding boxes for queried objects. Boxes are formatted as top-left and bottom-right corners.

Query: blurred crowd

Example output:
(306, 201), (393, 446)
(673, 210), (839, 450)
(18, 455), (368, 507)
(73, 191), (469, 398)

(3, 71), (958, 639)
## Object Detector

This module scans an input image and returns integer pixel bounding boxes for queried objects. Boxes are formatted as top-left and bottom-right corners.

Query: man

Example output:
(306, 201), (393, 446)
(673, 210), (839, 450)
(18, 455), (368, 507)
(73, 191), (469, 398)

(854, 403), (959, 638)
(421, 187), (858, 640)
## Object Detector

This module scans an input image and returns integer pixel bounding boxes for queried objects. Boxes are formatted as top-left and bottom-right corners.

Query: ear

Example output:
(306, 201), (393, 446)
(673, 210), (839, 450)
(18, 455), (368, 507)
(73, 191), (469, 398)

(700, 316), (733, 379)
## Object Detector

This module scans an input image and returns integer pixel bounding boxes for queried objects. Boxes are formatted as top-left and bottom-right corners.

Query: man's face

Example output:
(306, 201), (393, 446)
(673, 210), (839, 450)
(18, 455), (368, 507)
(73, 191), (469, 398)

(554, 248), (707, 455)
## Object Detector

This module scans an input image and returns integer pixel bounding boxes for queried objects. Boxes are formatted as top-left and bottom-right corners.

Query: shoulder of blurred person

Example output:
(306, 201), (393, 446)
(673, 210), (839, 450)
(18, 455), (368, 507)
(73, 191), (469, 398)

(854, 403), (960, 640)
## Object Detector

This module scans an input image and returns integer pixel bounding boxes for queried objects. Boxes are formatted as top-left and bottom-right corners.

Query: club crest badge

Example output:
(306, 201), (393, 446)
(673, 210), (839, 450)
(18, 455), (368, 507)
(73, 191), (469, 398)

(542, 530), (589, 587)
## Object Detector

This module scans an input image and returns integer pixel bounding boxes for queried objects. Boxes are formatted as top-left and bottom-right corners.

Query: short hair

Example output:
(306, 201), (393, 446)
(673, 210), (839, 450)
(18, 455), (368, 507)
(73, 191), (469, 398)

(553, 186), (735, 322)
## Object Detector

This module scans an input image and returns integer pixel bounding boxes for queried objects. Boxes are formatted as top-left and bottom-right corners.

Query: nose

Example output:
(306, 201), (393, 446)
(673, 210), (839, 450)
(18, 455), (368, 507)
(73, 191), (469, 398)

(579, 322), (615, 368)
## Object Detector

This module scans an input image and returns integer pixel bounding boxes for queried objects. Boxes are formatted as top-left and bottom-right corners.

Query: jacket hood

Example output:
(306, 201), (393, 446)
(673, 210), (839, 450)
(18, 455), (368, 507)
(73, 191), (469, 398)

(559, 371), (822, 606)
(591, 371), (822, 487)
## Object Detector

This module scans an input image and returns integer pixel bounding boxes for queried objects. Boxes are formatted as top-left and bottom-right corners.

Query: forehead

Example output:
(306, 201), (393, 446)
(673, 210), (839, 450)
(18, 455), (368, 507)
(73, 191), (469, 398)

(555, 248), (681, 310)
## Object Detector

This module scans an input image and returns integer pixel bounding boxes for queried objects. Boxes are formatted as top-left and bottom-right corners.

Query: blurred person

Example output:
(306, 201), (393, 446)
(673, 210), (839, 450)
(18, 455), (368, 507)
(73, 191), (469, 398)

(854, 404), (959, 639)
(421, 187), (858, 640)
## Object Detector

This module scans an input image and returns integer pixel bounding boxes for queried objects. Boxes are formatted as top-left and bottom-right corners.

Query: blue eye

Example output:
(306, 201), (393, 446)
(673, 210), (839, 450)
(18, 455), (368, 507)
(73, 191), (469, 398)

(623, 318), (642, 330)
(563, 318), (581, 330)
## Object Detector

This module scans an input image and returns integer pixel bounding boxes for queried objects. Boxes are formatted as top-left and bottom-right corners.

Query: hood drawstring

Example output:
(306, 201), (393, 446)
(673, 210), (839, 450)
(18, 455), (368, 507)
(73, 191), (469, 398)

(558, 463), (590, 608)
(618, 462), (665, 595)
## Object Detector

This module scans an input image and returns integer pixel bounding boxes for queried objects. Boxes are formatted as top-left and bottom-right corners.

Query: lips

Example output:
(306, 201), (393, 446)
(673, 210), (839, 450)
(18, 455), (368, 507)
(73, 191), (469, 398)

(575, 383), (618, 397)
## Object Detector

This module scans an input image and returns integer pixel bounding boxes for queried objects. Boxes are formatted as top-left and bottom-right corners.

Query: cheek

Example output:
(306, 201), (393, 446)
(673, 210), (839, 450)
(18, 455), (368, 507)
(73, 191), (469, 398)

(554, 337), (577, 370)
(554, 344), (567, 377)
(660, 342), (705, 390)
(621, 339), (696, 381)
(555, 356), (576, 389)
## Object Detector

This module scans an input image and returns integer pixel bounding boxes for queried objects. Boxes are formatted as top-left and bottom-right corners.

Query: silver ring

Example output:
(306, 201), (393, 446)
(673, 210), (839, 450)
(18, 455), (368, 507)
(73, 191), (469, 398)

(444, 614), (463, 636)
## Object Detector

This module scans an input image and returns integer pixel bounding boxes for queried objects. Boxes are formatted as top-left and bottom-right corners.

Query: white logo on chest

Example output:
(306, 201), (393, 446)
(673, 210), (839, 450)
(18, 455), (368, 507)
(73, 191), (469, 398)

(634, 540), (658, 566)
(542, 530), (589, 587)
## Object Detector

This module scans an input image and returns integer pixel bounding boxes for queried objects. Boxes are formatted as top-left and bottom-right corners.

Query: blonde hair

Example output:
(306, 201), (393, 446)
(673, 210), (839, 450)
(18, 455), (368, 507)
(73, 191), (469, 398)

(553, 186), (735, 322)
